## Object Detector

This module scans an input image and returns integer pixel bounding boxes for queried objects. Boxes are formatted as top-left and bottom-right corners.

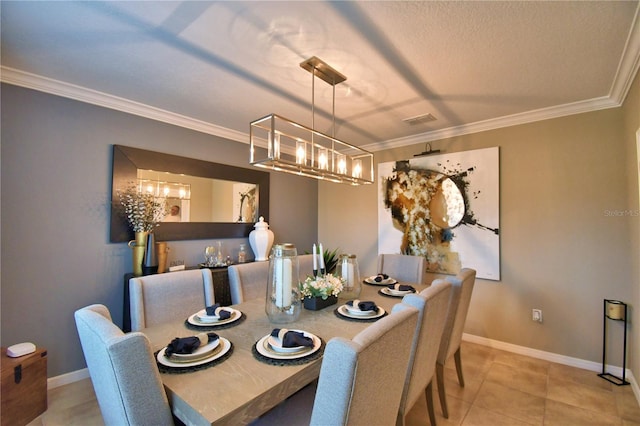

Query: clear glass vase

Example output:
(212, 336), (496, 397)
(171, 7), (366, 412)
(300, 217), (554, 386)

(265, 244), (301, 323)
(336, 254), (361, 299)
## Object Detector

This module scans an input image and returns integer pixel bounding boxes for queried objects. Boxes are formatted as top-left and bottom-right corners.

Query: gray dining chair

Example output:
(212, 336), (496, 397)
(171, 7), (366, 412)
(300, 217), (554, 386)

(74, 304), (174, 426)
(392, 280), (452, 426)
(129, 268), (215, 331)
(435, 268), (477, 418)
(250, 306), (419, 426)
(377, 253), (425, 284)
(228, 255), (315, 304)
(228, 260), (270, 304)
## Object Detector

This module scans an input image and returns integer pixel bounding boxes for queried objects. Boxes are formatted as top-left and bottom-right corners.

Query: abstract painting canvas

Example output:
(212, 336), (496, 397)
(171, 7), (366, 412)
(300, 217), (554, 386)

(378, 147), (500, 280)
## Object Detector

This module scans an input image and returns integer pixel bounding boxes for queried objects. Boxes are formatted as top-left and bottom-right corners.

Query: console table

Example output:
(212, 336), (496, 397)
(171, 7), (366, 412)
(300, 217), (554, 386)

(122, 266), (232, 332)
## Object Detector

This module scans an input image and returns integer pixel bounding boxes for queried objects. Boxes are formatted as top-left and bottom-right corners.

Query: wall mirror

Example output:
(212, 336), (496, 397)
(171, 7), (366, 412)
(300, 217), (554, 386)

(110, 145), (270, 242)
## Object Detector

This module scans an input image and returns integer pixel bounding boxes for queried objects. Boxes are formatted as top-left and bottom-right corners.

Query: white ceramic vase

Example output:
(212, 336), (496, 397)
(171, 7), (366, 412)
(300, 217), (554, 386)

(249, 216), (274, 261)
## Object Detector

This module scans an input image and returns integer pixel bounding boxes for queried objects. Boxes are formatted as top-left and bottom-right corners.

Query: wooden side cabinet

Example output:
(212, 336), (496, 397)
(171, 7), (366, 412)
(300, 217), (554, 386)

(1, 347), (47, 426)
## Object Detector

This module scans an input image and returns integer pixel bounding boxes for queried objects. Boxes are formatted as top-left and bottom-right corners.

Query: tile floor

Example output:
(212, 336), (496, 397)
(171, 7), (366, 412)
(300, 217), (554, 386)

(29, 341), (640, 425)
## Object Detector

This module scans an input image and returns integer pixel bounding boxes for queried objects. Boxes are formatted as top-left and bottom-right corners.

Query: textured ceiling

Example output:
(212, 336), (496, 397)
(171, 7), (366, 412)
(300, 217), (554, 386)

(1, 1), (639, 151)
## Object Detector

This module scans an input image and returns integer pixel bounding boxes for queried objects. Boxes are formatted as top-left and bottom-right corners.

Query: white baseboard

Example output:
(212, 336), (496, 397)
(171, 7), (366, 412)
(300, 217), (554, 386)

(462, 333), (640, 404)
(47, 367), (89, 390)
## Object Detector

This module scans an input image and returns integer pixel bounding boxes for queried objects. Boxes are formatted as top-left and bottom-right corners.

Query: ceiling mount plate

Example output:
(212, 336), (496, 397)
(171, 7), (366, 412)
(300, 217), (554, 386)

(300, 56), (347, 86)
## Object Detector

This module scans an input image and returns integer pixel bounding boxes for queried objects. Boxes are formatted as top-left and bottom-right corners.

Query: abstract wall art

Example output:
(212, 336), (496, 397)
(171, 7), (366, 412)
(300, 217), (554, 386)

(378, 147), (500, 280)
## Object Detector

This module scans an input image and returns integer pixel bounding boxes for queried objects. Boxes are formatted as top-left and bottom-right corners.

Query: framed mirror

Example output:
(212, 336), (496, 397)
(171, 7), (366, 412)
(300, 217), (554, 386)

(110, 145), (270, 242)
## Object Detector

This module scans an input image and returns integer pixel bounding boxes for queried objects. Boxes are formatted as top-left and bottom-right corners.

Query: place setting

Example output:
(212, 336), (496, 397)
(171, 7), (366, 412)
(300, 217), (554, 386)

(334, 299), (387, 322)
(378, 283), (416, 298)
(185, 303), (245, 331)
(363, 273), (398, 286)
(155, 332), (233, 374)
(253, 328), (324, 366)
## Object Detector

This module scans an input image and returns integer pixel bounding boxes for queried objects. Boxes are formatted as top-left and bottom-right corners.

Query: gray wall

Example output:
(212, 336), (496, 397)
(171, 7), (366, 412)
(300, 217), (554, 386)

(0, 84), (318, 376)
(319, 71), (640, 378)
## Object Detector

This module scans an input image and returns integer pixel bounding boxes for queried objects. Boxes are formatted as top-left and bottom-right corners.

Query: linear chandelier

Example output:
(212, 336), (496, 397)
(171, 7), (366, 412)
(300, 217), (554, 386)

(250, 56), (374, 185)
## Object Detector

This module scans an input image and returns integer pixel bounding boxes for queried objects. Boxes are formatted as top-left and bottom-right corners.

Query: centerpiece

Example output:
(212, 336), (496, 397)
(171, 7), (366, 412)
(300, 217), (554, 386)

(300, 273), (345, 310)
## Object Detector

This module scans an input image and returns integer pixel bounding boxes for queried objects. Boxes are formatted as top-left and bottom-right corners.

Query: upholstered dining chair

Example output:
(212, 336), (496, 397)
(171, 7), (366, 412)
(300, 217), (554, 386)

(392, 280), (452, 426)
(228, 254), (315, 304)
(74, 304), (174, 426)
(228, 260), (269, 304)
(250, 306), (420, 426)
(129, 268), (215, 331)
(435, 268), (477, 418)
(377, 254), (426, 284)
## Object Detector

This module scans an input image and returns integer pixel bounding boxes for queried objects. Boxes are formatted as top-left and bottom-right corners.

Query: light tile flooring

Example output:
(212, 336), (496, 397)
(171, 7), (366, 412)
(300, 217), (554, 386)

(29, 341), (640, 425)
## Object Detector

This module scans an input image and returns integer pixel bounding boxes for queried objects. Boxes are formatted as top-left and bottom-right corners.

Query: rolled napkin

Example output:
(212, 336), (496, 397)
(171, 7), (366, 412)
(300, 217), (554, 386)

(388, 283), (415, 292)
(205, 303), (231, 320)
(165, 332), (219, 357)
(346, 299), (378, 312)
(270, 328), (314, 348)
(374, 273), (390, 282)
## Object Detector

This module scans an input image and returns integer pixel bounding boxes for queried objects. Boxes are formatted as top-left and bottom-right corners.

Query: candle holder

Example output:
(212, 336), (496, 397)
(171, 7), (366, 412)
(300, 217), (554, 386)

(598, 299), (629, 386)
(336, 254), (361, 299)
(265, 244), (301, 323)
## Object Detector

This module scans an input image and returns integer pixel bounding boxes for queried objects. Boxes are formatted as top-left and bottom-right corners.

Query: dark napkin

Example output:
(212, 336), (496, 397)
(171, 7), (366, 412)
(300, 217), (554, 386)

(270, 328), (314, 348)
(346, 300), (378, 312)
(374, 273), (390, 282)
(165, 332), (219, 357)
(388, 283), (415, 292)
(205, 303), (231, 320)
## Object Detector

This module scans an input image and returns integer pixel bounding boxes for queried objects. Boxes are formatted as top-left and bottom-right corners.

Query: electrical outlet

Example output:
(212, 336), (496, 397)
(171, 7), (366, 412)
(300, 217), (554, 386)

(532, 309), (543, 323)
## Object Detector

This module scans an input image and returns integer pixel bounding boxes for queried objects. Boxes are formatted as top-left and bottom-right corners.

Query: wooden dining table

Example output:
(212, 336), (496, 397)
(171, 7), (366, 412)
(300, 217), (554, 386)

(142, 279), (429, 425)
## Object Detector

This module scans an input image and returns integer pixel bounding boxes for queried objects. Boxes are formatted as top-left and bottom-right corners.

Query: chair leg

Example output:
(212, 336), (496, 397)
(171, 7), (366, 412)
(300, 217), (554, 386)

(454, 347), (464, 387)
(436, 363), (448, 419)
(425, 381), (437, 426)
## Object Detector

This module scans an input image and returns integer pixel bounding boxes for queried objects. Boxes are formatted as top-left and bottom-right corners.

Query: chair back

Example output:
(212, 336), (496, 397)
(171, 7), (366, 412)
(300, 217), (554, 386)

(437, 268), (476, 364)
(74, 304), (173, 426)
(228, 255), (315, 305)
(377, 254), (425, 284)
(129, 268), (214, 331)
(297, 254), (315, 280)
(228, 261), (269, 304)
(393, 280), (452, 419)
(310, 306), (419, 426)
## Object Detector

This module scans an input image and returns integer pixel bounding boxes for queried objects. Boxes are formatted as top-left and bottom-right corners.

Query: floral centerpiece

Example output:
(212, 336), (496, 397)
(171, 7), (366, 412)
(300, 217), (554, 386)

(300, 273), (345, 310)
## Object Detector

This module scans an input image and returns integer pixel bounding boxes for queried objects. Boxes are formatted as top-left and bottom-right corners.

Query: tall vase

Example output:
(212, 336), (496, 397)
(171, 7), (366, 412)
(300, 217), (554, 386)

(128, 231), (148, 276)
(265, 244), (301, 323)
(156, 241), (168, 273)
(142, 232), (159, 275)
(249, 216), (274, 261)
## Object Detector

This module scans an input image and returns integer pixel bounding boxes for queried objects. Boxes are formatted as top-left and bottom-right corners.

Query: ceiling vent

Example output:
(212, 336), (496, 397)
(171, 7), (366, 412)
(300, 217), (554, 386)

(403, 113), (437, 125)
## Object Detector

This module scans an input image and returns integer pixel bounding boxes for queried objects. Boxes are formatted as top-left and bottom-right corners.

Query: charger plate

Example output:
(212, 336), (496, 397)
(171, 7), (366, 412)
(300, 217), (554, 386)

(155, 338), (233, 374)
(363, 276), (397, 285)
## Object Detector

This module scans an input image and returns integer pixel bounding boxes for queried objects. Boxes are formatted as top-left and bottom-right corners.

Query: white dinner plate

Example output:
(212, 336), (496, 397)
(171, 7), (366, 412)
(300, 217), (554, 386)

(380, 287), (413, 297)
(344, 304), (378, 316)
(195, 308), (234, 323)
(364, 276), (398, 285)
(187, 308), (241, 327)
(170, 338), (220, 361)
(157, 337), (231, 368)
(337, 305), (386, 320)
(256, 332), (321, 360)
(267, 330), (314, 354)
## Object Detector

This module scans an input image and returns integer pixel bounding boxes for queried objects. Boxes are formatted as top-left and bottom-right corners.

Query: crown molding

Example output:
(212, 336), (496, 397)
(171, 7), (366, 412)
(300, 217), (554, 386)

(610, 2), (640, 104)
(0, 61), (634, 154)
(363, 96), (619, 152)
(0, 66), (248, 144)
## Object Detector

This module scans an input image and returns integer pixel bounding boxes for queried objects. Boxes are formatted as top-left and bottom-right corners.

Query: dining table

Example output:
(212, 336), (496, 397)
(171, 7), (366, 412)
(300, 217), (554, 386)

(142, 276), (429, 426)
